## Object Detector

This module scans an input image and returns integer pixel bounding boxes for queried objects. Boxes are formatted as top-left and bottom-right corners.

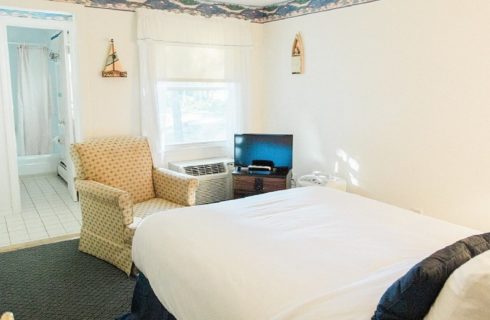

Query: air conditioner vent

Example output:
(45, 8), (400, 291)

(184, 162), (226, 176)
(168, 158), (233, 205)
(196, 178), (229, 205)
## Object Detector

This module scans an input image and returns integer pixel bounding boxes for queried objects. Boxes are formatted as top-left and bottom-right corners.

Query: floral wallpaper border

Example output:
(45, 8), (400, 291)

(257, 0), (379, 23)
(45, 0), (379, 23)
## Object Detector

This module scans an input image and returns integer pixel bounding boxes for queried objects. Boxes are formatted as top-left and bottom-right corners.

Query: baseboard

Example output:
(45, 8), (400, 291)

(0, 233), (80, 254)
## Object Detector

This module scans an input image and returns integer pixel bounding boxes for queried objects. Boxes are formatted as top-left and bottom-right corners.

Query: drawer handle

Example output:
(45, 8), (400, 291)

(254, 178), (264, 191)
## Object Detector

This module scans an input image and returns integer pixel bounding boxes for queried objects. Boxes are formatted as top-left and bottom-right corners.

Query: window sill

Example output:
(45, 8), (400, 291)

(165, 140), (228, 152)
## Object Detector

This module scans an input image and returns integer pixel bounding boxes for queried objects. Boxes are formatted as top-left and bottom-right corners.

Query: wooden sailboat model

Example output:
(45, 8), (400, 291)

(102, 39), (127, 78)
(291, 33), (304, 74)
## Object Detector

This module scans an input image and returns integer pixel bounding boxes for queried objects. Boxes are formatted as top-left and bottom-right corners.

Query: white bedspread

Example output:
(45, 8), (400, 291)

(132, 187), (478, 320)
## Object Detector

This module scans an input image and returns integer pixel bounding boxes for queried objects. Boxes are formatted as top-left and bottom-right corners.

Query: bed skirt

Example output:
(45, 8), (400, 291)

(117, 273), (176, 320)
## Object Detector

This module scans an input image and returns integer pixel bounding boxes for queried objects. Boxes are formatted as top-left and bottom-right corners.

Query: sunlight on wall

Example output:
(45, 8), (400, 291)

(348, 158), (359, 172)
(349, 172), (359, 186)
(336, 148), (360, 187)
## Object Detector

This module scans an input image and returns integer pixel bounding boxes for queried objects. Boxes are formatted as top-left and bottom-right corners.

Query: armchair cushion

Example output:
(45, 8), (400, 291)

(71, 136), (155, 203)
(133, 198), (183, 220)
(153, 168), (199, 206)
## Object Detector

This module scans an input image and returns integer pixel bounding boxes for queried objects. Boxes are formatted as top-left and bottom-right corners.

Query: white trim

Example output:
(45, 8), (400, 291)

(0, 15), (72, 30)
(165, 140), (228, 151)
(67, 26), (82, 144)
(0, 23), (20, 213)
(0, 5), (74, 17)
(162, 78), (235, 84)
(138, 38), (254, 48)
(60, 26), (82, 200)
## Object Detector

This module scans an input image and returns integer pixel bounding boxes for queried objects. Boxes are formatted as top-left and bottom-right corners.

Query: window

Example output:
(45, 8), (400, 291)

(153, 45), (241, 148)
(157, 81), (235, 146)
(137, 17), (251, 166)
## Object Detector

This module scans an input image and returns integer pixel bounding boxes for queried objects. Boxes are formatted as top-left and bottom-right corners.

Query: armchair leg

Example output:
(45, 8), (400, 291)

(130, 264), (140, 278)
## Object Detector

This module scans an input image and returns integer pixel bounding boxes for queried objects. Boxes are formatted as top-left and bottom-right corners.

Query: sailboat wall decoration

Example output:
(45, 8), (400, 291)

(102, 39), (127, 78)
(291, 33), (304, 75)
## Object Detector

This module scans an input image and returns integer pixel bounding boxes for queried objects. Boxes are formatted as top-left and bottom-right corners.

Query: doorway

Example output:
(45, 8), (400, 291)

(0, 9), (80, 246)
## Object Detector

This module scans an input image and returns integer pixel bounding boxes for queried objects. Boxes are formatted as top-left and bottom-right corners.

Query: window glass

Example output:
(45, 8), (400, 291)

(157, 81), (234, 145)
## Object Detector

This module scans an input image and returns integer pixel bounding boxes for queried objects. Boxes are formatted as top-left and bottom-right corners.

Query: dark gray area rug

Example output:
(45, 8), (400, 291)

(0, 239), (135, 320)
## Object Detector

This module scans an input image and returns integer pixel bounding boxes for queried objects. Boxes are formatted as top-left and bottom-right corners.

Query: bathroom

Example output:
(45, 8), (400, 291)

(0, 16), (80, 248)
(7, 26), (67, 178)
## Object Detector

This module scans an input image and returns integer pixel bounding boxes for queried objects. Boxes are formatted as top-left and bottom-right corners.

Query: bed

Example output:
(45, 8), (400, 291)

(122, 186), (482, 319)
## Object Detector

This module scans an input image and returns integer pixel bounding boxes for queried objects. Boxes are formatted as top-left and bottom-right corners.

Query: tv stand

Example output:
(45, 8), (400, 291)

(233, 168), (292, 199)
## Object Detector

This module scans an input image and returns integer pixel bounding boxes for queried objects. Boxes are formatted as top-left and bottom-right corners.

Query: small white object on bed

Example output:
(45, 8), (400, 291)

(133, 186), (478, 320)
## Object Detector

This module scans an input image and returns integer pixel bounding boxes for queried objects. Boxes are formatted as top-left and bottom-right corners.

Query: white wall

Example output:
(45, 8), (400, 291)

(261, 0), (490, 230)
(76, 7), (141, 138)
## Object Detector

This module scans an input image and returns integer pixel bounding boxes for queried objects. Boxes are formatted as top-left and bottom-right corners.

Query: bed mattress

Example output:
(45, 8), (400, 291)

(132, 186), (477, 320)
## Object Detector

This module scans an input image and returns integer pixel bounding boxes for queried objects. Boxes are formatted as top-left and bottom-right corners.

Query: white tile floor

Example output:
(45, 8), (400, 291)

(0, 174), (81, 248)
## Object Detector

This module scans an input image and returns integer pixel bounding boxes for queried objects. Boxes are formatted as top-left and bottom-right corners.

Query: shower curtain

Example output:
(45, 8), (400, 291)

(16, 45), (52, 156)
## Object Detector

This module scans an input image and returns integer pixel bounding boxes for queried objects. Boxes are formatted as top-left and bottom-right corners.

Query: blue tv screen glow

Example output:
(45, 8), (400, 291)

(234, 134), (293, 169)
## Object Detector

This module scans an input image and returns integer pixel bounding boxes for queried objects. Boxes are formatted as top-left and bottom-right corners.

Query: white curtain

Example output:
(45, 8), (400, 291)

(16, 45), (52, 156)
(136, 9), (252, 167)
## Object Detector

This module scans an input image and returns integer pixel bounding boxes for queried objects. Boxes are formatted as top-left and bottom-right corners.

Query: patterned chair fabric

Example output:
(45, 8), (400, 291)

(71, 136), (199, 274)
(71, 136), (155, 203)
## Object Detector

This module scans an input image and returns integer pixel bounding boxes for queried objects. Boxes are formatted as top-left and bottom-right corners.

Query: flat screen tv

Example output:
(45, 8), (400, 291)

(234, 134), (293, 170)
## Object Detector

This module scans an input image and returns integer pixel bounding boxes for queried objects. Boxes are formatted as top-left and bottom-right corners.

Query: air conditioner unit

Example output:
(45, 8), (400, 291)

(168, 158), (234, 205)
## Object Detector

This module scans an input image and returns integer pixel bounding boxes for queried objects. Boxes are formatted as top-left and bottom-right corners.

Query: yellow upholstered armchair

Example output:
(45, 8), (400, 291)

(71, 136), (199, 274)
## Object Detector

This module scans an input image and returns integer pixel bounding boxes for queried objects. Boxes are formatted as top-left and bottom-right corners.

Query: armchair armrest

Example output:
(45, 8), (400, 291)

(75, 179), (133, 226)
(153, 168), (199, 206)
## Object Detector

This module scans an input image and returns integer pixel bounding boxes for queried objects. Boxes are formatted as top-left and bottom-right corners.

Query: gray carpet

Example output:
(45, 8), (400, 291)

(0, 239), (135, 320)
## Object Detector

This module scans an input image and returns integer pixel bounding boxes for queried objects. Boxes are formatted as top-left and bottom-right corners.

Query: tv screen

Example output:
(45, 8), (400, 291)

(234, 134), (293, 169)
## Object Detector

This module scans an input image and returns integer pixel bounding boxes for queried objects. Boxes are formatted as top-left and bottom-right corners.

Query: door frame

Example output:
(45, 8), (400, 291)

(0, 8), (82, 211)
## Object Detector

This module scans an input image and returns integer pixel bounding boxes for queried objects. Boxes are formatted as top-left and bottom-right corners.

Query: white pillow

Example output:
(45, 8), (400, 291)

(425, 250), (490, 320)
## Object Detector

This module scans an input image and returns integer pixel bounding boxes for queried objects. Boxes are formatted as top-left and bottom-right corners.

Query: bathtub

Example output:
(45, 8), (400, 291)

(17, 154), (61, 176)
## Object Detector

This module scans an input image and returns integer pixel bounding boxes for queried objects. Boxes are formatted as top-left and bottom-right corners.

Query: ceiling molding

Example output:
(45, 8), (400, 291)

(48, 0), (380, 23)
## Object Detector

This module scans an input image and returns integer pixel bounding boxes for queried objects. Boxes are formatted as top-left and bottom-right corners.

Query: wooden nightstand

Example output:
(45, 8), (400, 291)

(233, 169), (292, 198)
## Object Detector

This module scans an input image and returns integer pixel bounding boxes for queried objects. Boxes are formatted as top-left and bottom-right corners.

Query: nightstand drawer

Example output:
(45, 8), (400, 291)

(233, 174), (290, 198)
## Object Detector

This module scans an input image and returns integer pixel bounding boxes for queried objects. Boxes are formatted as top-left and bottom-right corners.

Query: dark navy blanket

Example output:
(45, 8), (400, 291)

(117, 273), (176, 320)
